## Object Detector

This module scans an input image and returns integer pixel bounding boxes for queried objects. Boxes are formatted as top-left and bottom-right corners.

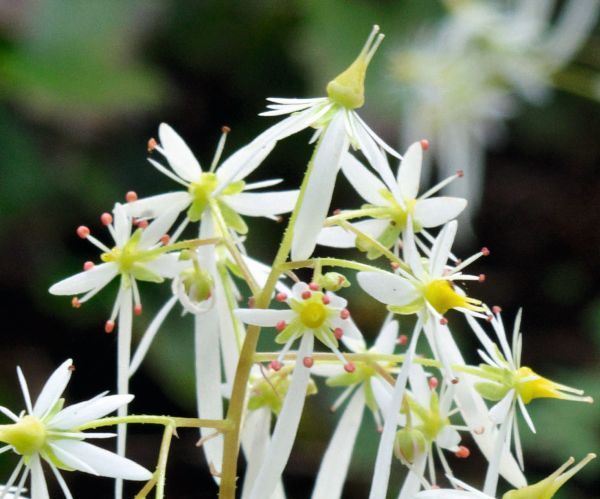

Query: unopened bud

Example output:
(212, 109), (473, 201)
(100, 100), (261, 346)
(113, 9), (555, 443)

(394, 428), (427, 463)
(318, 272), (350, 292)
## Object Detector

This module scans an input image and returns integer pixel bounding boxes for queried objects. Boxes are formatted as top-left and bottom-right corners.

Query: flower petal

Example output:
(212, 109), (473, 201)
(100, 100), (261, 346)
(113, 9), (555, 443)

(51, 440), (152, 480)
(113, 203), (132, 247)
(429, 221), (458, 278)
(227, 191), (299, 217)
(142, 253), (187, 279)
(312, 389), (365, 499)
(317, 219), (388, 248)
(291, 111), (348, 261)
(216, 141), (276, 186)
(489, 391), (515, 425)
(124, 191), (191, 220)
(235, 309), (295, 327)
(158, 123), (202, 182)
(341, 153), (388, 206)
(52, 395), (133, 430)
(138, 207), (181, 249)
(397, 142), (422, 200)
(414, 197), (467, 228)
(357, 271), (420, 307)
(408, 363), (430, 409)
(436, 426), (461, 451)
(30, 454), (50, 499)
(49, 263), (118, 296)
(373, 320), (399, 355)
(33, 359), (73, 419)
(398, 453), (427, 499)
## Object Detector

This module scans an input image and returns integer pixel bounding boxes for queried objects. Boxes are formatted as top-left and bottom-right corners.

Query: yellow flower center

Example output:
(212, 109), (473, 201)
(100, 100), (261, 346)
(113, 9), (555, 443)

(0, 415), (46, 456)
(299, 301), (328, 329)
(515, 367), (563, 404)
(101, 229), (157, 274)
(423, 280), (473, 315)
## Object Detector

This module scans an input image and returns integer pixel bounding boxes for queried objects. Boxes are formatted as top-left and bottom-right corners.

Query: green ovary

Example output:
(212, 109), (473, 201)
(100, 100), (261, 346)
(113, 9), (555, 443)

(0, 416), (46, 455)
(187, 173), (219, 222)
(299, 301), (328, 329)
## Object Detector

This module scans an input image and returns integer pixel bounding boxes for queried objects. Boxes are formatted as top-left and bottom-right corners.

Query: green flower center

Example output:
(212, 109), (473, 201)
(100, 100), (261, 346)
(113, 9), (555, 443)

(0, 415), (46, 456)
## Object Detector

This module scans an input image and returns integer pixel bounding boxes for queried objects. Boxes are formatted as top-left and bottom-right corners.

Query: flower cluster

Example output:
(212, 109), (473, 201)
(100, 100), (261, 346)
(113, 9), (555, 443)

(2, 21), (595, 499)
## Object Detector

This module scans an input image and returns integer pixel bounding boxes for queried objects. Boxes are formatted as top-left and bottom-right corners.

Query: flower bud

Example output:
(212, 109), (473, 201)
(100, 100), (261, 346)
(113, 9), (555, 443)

(317, 272), (350, 292)
(393, 428), (427, 464)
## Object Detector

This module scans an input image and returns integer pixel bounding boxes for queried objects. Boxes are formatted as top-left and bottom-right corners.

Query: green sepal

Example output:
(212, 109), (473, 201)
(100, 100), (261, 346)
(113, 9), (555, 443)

(130, 263), (164, 283)
(218, 200), (248, 234)
(475, 381), (510, 401)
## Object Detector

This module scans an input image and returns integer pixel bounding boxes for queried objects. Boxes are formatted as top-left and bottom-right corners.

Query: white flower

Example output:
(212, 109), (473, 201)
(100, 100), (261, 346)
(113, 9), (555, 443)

(126, 123), (298, 236)
(251, 25), (400, 261)
(318, 142), (466, 258)
(236, 282), (364, 372)
(311, 319), (398, 499)
(0, 359), (151, 499)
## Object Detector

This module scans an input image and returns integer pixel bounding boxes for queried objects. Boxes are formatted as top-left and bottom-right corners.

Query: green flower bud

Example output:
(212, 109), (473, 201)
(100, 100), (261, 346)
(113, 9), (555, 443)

(318, 272), (350, 292)
(394, 428), (427, 464)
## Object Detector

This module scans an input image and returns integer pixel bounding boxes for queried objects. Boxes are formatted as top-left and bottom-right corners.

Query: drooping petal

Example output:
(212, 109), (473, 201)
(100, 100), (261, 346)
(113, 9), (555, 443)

(51, 395), (134, 430)
(51, 440), (152, 480)
(49, 263), (118, 296)
(357, 271), (420, 307)
(33, 359), (73, 419)
(373, 320), (398, 355)
(247, 333), (314, 499)
(158, 123), (202, 182)
(124, 192), (191, 220)
(291, 111), (349, 261)
(489, 391), (515, 425)
(227, 191), (299, 217)
(429, 221), (458, 278)
(312, 389), (365, 499)
(29, 454), (50, 499)
(414, 197), (467, 228)
(235, 309), (295, 327)
(341, 153), (388, 206)
(317, 219), (388, 249)
(396, 142), (422, 200)
(398, 453), (427, 499)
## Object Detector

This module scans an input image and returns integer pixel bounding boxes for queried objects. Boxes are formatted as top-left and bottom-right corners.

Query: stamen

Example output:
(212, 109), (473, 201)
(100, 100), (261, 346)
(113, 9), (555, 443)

(137, 219), (149, 229)
(83, 261), (94, 271)
(301, 291), (312, 300)
(248, 296), (256, 308)
(322, 295), (331, 305)
(397, 334), (408, 345)
(428, 377), (438, 390)
(456, 170), (464, 178)
(492, 305), (502, 315)
(344, 362), (356, 373)
(455, 446), (470, 458)
(390, 262), (400, 270)
(76, 226), (90, 239)
(276, 292), (287, 302)
(332, 208), (341, 216)
(125, 191), (138, 203)
(309, 282), (320, 291)
(330, 385), (355, 412)
(479, 274), (486, 282)
(418, 171), (463, 200)
(210, 126), (230, 172)
(71, 297), (81, 309)
(340, 309), (350, 319)
(420, 139), (430, 151)
(269, 360), (282, 371)
(334, 327), (344, 340)
(100, 213), (113, 226)
(440, 317), (448, 326)
(303, 356), (314, 368)
(481, 247), (490, 256)
(134, 305), (143, 316)
(105, 320), (115, 333)
(147, 138), (157, 153)
(276, 320), (287, 332)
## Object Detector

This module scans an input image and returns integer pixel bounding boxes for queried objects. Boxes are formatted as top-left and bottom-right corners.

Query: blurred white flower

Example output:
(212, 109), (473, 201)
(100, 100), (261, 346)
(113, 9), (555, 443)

(0, 359), (151, 499)
(318, 141), (466, 258)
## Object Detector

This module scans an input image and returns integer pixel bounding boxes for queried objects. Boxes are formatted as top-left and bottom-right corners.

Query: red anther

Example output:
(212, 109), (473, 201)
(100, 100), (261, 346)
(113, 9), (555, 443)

(104, 320), (115, 334)
(420, 139), (430, 151)
(221, 125), (231, 134)
(126, 191), (138, 203)
(486, 314), (493, 322)
(428, 377), (439, 390)
(397, 334), (408, 345)
(344, 362), (356, 373)
(451, 377), (460, 384)
(334, 327), (344, 340)
(71, 297), (81, 309)
(100, 213), (113, 226)
(478, 274), (486, 282)
(455, 258), (463, 265)
(303, 356), (314, 368)
(68, 364), (76, 372)
(340, 309), (350, 320)
(269, 360), (282, 371)
(160, 234), (170, 245)
(147, 138), (158, 152)
(134, 304), (143, 316)
(390, 262), (400, 270)
(492, 305), (502, 315)
(481, 247), (490, 256)
(440, 317), (448, 326)
(301, 291), (312, 300)
(275, 215), (284, 223)
(309, 282), (319, 291)
(76, 226), (90, 239)
(322, 295), (331, 305)
(333, 208), (341, 215)
(455, 446), (470, 459)
(276, 292), (287, 302)
(248, 296), (256, 308)
(276, 320), (287, 332)
(456, 170), (464, 178)
(137, 219), (149, 229)
(83, 261), (95, 271)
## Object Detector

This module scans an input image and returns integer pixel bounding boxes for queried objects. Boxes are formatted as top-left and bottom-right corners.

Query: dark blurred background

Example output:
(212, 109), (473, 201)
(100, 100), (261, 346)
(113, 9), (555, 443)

(0, 1), (598, 497)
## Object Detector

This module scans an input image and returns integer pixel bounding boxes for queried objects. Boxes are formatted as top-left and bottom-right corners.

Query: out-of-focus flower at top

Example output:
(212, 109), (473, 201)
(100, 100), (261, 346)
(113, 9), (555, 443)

(318, 141), (466, 259)
(126, 124), (298, 237)
(391, 0), (599, 221)
(0, 359), (151, 499)
(251, 25), (401, 261)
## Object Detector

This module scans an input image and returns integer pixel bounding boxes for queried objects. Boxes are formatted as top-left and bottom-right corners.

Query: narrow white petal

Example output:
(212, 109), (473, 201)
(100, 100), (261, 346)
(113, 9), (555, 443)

(373, 320), (399, 355)
(33, 359), (73, 418)
(341, 153), (388, 205)
(489, 391), (515, 425)
(429, 221), (457, 278)
(398, 453), (427, 499)
(291, 111), (348, 261)
(397, 142), (422, 200)
(214, 268), (242, 386)
(216, 141), (276, 186)
(49, 441), (99, 475)
(357, 271), (420, 307)
(51, 395), (134, 430)
(139, 206), (181, 249)
(338, 318), (367, 353)
(312, 389), (365, 499)
(143, 253), (187, 279)
(408, 363), (430, 408)
(415, 491), (488, 499)
(235, 309), (295, 327)
(436, 426), (461, 451)
(266, 97), (327, 105)
(310, 363), (345, 377)
(29, 455), (50, 499)
(414, 198), (467, 228)
(158, 123), (202, 182)
(16, 367), (33, 415)
(403, 221), (425, 280)
(129, 296), (177, 377)
(123, 191), (191, 219)
(48, 462), (74, 499)
(52, 440), (152, 480)
(317, 219), (388, 249)
(248, 333), (314, 499)
(195, 307), (224, 481)
(244, 179), (283, 191)
(227, 191), (299, 217)
(49, 263), (118, 296)
(113, 203), (132, 247)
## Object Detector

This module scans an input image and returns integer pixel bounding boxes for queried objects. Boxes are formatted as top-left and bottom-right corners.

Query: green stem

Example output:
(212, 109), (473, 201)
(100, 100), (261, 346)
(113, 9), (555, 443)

(76, 415), (231, 431)
(324, 207), (388, 225)
(155, 425), (175, 499)
(279, 257), (382, 274)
